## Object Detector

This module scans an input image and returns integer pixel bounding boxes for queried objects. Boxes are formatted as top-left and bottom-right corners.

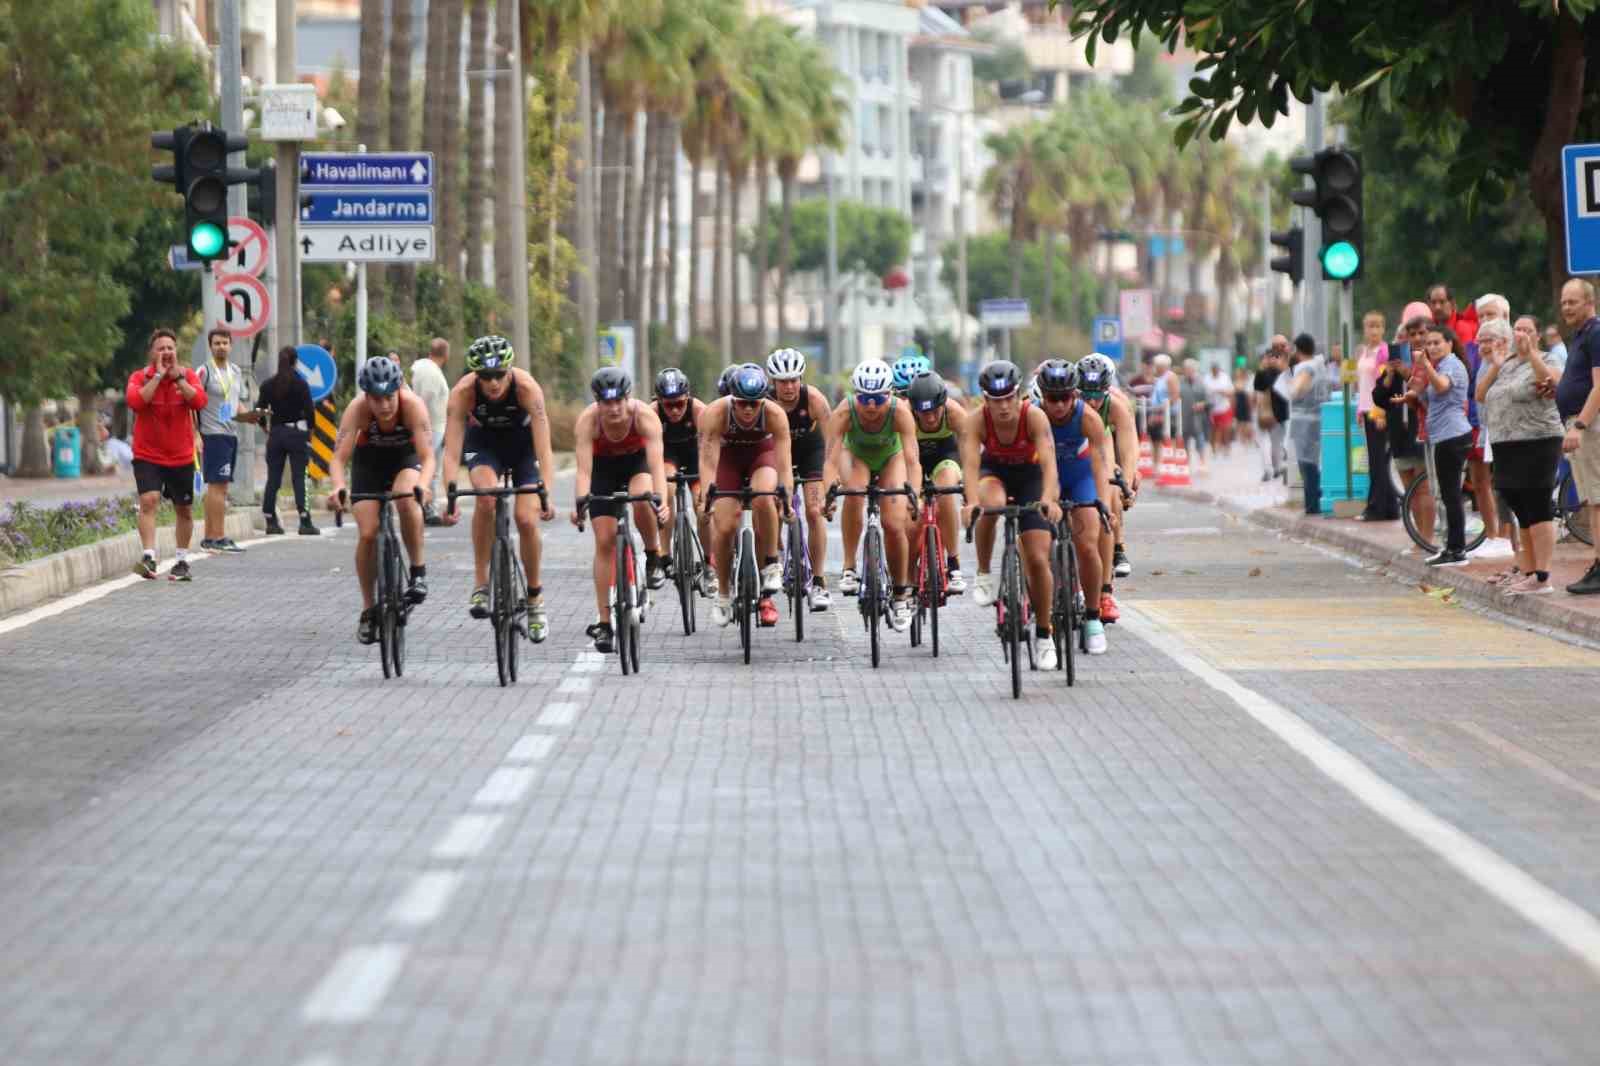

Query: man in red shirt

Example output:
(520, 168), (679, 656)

(126, 328), (207, 580)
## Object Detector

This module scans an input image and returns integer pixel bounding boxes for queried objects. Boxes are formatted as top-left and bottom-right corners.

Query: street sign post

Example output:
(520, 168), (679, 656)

(293, 343), (338, 403)
(1119, 289), (1154, 340)
(1092, 316), (1123, 363)
(215, 273), (271, 338)
(1562, 143), (1600, 274)
(259, 84), (318, 142)
(168, 245), (204, 272)
(297, 151), (437, 264)
(978, 298), (1030, 329)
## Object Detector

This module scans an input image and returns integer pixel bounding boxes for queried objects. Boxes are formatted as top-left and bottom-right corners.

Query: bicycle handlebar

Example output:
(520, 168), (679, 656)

(964, 500), (1046, 543)
(445, 481), (548, 517)
(666, 470), (699, 486)
(825, 481), (917, 510)
(573, 490), (664, 533)
(1063, 498), (1113, 533)
(704, 484), (791, 518)
(335, 486), (423, 527)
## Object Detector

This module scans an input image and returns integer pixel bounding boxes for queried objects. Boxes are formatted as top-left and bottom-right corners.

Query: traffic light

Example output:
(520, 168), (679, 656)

(1270, 225), (1305, 285)
(249, 160), (277, 227)
(1290, 147), (1364, 282)
(150, 122), (255, 263)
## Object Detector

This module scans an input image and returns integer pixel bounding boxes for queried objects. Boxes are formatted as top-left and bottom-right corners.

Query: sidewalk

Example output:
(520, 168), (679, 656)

(1153, 441), (1600, 644)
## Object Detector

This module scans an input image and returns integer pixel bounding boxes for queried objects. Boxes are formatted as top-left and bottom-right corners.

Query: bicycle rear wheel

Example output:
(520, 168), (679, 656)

(1003, 547), (1022, 699)
(1559, 470), (1593, 545)
(864, 528), (883, 668)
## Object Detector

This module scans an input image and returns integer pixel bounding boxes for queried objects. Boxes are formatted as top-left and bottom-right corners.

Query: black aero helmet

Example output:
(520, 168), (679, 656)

(907, 372), (947, 413)
(590, 365), (632, 402)
(358, 355), (403, 396)
(716, 365), (740, 397)
(978, 360), (1022, 398)
(1035, 358), (1078, 395)
(1076, 353), (1116, 395)
(729, 364), (769, 402)
(655, 367), (690, 399)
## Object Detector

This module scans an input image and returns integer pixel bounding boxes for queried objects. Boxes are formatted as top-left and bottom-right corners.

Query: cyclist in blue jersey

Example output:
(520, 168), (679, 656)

(1036, 359), (1113, 655)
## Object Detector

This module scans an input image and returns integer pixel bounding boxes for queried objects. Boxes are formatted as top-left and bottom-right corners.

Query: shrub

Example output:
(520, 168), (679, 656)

(0, 496), (173, 566)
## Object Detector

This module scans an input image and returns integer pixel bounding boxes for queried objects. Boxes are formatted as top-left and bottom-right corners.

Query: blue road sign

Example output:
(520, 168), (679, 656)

(299, 152), (433, 189)
(1562, 143), (1600, 274)
(294, 344), (338, 404)
(1092, 316), (1123, 363)
(167, 245), (203, 272)
(300, 191), (433, 226)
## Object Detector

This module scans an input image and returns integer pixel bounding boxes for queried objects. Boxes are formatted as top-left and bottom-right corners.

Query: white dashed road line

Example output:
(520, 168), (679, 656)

(506, 734), (557, 762)
(536, 702), (578, 726)
(385, 871), (463, 929)
(430, 813), (504, 861)
(471, 767), (538, 808)
(301, 943), (410, 1023)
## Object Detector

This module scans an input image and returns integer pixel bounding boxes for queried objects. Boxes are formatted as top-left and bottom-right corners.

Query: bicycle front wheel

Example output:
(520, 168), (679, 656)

(925, 524), (943, 658)
(864, 528), (884, 668)
(674, 517), (697, 634)
(1004, 547), (1023, 699)
(787, 513), (806, 643)
(1403, 472), (1488, 553)
(615, 533), (634, 676)
(1560, 470), (1593, 546)
(377, 532), (395, 678)
(738, 532), (757, 664)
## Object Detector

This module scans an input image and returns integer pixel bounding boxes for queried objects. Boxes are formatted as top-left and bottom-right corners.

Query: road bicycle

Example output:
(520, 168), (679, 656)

(1401, 441), (1489, 554)
(827, 481), (916, 669)
(966, 500), (1046, 700)
(447, 473), (548, 687)
(1049, 500), (1110, 688)
(338, 486), (423, 680)
(782, 474), (824, 643)
(706, 483), (789, 664)
(666, 470), (709, 634)
(909, 480), (965, 657)
(576, 490), (661, 676)
(1557, 460), (1593, 546)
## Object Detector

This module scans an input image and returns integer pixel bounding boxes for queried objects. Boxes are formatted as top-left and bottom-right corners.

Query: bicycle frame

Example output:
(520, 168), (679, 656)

(341, 486), (423, 679)
(705, 484), (788, 663)
(447, 474), (549, 686)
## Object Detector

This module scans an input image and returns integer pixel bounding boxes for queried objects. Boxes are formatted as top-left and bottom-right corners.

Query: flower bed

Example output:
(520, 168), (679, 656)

(0, 496), (173, 566)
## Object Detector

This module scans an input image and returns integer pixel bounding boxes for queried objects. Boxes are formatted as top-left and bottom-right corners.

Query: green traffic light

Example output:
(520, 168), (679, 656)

(189, 221), (226, 259)
(1322, 241), (1360, 280)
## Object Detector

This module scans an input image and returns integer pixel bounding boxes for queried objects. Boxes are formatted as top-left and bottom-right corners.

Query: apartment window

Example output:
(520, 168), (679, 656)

(877, 106), (893, 155)
(942, 57), (955, 101)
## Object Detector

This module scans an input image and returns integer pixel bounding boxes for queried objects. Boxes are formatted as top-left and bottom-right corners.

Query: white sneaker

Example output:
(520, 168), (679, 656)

(888, 594), (913, 632)
(1036, 637), (1058, 670)
(810, 584), (831, 611)
(1113, 548), (1132, 578)
(839, 568), (860, 596)
(972, 572), (997, 607)
(712, 596), (733, 627)
(945, 567), (967, 595)
(1084, 619), (1107, 655)
(1469, 538), (1515, 559)
(761, 562), (783, 594)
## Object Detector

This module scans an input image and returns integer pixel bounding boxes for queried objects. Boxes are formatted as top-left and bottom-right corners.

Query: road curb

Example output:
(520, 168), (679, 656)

(0, 510), (258, 618)
(1164, 484), (1600, 646)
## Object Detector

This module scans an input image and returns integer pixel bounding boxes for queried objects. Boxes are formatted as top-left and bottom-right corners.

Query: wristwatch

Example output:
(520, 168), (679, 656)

(1577, 420), (1590, 431)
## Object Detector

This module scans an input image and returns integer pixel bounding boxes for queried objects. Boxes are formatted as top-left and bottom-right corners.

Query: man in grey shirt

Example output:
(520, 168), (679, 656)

(1287, 333), (1330, 514)
(196, 329), (258, 552)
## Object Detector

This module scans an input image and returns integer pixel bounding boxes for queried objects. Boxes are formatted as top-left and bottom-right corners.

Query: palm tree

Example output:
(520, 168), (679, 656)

(464, 0), (489, 286)
(357, 0), (386, 312)
(982, 123), (1046, 299)
(492, 0), (515, 313)
(388, 0), (416, 320)
(439, 0), (464, 281)
(774, 37), (843, 343)
(678, 0), (744, 344)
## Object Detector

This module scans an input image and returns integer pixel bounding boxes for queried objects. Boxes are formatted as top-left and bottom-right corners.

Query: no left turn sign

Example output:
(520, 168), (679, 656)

(215, 272), (271, 338)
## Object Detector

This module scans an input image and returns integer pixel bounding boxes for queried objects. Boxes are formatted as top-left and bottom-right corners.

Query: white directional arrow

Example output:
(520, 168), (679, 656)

(296, 363), (327, 391)
(411, 160), (427, 184)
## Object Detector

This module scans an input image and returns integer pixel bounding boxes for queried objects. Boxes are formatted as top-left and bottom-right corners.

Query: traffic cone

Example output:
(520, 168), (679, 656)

(1137, 435), (1156, 480)
(1159, 442), (1192, 487)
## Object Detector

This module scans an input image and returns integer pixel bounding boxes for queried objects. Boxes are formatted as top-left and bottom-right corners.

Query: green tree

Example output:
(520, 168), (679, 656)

(941, 235), (1099, 364)
(747, 200), (911, 280)
(1067, 0), (1600, 297)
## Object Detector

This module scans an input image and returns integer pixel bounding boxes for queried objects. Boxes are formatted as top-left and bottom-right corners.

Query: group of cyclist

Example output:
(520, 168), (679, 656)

(328, 333), (1141, 662)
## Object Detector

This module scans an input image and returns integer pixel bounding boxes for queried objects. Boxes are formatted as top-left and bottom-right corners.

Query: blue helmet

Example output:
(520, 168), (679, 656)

(358, 355), (403, 396)
(729, 364), (769, 402)
(1035, 359), (1078, 396)
(892, 354), (932, 392)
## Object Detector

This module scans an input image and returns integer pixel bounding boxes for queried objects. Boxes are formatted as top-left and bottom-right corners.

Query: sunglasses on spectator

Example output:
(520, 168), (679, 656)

(856, 393), (889, 407)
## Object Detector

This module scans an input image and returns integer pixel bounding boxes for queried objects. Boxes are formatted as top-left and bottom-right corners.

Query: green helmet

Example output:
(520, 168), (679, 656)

(466, 334), (515, 373)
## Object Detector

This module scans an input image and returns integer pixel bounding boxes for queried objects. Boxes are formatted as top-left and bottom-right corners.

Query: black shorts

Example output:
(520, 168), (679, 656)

(791, 433), (825, 479)
(351, 446), (422, 498)
(663, 437), (699, 477)
(133, 459), (195, 507)
(463, 426), (541, 486)
(918, 436), (960, 478)
(979, 462), (1050, 533)
(588, 451), (648, 519)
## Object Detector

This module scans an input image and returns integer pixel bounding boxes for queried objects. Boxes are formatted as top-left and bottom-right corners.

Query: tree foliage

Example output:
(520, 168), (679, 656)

(0, 0), (208, 404)
(941, 234), (1100, 327)
(747, 200), (912, 280)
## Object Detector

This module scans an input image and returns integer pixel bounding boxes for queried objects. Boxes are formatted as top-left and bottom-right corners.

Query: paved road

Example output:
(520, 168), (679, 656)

(2, 477), (1599, 1065)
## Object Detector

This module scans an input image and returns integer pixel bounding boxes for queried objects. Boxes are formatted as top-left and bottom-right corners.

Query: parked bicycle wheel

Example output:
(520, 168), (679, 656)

(1401, 472), (1488, 553)
(1558, 470), (1593, 546)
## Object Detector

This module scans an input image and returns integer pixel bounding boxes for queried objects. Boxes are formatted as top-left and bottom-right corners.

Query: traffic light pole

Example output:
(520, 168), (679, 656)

(273, 0), (302, 352)
(217, 0), (257, 505)
(1306, 92), (1327, 347)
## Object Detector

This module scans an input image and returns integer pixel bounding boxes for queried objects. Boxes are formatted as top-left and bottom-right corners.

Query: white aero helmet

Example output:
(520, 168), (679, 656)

(851, 358), (893, 395)
(765, 347), (807, 380)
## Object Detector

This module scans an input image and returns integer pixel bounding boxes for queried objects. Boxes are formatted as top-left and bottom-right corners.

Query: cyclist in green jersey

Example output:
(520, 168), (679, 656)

(821, 359), (923, 629)
(908, 372), (969, 594)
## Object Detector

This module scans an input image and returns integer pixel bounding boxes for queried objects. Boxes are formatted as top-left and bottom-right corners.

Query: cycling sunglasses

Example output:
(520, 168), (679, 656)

(856, 392), (889, 407)
(1041, 389), (1076, 403)
(477, 369), (508, 382)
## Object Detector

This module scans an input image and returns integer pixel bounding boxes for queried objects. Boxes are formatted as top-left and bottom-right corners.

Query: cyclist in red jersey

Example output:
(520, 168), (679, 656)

(698, 363), (794, 628)
(572, 367), (670, 652)
(957, 359), (1060, 617)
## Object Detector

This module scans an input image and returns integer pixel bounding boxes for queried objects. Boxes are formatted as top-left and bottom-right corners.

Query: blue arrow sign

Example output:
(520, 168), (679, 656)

(300, 191), (433, 225)
(294, 344), (338, 404)
(299, 152), (433, 188)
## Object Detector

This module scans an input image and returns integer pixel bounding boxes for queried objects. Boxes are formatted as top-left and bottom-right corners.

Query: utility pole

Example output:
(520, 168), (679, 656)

(507, 12), (531, 379)
(825, 151), (840, 384)
(274, 0), (301, 350)
(577, 46), (598, 376)
(1260, 179), (1273, 351)
(1305, 92), (1326, 347)
(955, 111), (968, 372)
(218, 0), (256, 503)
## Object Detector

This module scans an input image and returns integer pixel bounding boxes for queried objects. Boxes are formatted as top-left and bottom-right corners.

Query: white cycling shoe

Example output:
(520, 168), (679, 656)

(712, 596), (734, 628)
(972, 572), (998, 607)
(945, 567), (967, 595)
(810, 583), (831, 611)
(761, 562), (783, 595)
(1036, 637), (1058, 671)
(1084, 619), (1108, 655)
(838, 568), (860, 596)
